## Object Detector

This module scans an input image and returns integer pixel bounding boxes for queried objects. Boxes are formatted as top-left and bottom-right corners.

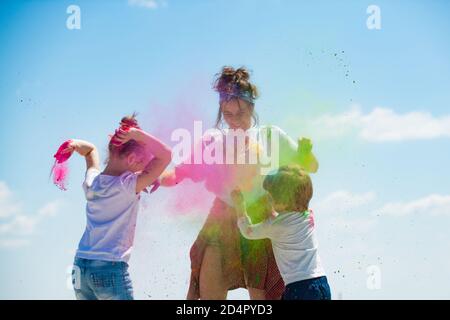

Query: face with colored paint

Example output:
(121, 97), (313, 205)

(221, 98), (253, 130)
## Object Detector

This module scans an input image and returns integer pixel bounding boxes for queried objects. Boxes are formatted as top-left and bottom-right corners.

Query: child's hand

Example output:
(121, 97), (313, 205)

(62, 139), (95, 157)
(61, 141), (76, 156)
(63, 139), (93, 157)
(297, 137), (319, 173)
(114, 127), (140, 145)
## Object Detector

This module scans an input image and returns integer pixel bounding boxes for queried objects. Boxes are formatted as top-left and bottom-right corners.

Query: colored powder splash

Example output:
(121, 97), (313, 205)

(51, 140), (73, 191)
(132, 79), (323, 286)
(285, 47), (359, 126)
(153, 121), (316, 220)
(51, 162), (70, 191)
(165, 139), (263, 217)
(139, 81), (222, 217)
(302, 48), (357, 91)
(138, 79), (318, 217)
(173, 134), (264, 206)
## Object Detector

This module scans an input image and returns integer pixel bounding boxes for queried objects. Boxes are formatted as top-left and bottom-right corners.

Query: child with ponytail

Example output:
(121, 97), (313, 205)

(58, 114), (171, 300)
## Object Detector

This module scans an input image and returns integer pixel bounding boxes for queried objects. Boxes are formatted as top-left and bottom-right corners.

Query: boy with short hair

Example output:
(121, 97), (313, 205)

(232, 164), (331, 300)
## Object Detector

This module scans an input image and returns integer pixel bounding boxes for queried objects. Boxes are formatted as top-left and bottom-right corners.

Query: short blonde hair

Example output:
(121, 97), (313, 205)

(263, 165), (313, 212)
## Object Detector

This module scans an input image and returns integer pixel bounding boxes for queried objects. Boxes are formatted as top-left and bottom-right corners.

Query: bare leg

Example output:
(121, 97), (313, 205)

(199, 246), (228, 300)
(248, 287), (266, 300)
(244, 273), (266, 300)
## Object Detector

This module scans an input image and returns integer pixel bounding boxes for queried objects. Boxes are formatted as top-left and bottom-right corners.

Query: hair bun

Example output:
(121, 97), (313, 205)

(214, 66), (257, 99)
(234, 67), (250, 82)
(119, 112), (140, 129)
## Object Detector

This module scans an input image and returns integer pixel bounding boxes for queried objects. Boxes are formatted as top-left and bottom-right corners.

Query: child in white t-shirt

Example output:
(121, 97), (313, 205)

(232, 164), (331, 300)
(67, 114), (171, 300)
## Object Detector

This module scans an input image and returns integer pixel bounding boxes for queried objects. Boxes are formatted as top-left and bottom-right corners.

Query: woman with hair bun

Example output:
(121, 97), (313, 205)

(161, 66), (318, 300)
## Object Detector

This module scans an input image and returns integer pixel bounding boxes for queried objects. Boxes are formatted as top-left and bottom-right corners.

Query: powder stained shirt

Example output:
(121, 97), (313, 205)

(237, 211), (326, 285)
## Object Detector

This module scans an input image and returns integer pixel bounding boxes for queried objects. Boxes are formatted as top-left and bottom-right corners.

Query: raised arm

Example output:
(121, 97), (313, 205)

(237, 215), (273, 240)
(65, 139), (100, 172)
(269, 126), (319, 173)
(115, 128), (172, 193)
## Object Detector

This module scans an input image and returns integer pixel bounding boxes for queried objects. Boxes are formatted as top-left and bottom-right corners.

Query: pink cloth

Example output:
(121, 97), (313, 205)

(51, 140), (73, 191)
(110, 126), (130, 146)
(109, 121), (141, 147)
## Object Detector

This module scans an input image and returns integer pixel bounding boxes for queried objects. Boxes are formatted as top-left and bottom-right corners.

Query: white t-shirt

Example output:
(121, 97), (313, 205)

(237, 211), (326, 285)
(75, 168), (140, 262)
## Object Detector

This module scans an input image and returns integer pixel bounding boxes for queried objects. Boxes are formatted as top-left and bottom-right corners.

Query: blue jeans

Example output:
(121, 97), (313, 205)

(282, 276), (331, 300)
(72, 258), (134, 300)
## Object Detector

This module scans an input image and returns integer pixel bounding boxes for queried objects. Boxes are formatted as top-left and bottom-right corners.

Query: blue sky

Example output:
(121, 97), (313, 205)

(0, 0), (449, 299)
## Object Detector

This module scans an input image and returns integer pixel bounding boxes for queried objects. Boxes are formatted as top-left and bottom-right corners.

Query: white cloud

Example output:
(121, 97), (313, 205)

(328, 216), (377, 234)
(0, 238), (30, 249)
(0, 181), (21, 218)
(313, 190), (377, 234)
(377, 194), (450, 217)
(316, 189), (450, 221)
(0, 215), (38, 236)
(315, 190), (376, 214)
(128, 0), (166, 9)
(305, 106), (450, 142)
(38, 200), (62, 218)
(0, 181), (62, 247)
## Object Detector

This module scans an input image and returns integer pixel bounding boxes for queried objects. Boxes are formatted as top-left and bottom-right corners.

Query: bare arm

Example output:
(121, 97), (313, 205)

(115, 128), (172, 193)
(237, 219), (272, 240)
(65, 139), (100, 171)
(160, 136), (208, 187)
